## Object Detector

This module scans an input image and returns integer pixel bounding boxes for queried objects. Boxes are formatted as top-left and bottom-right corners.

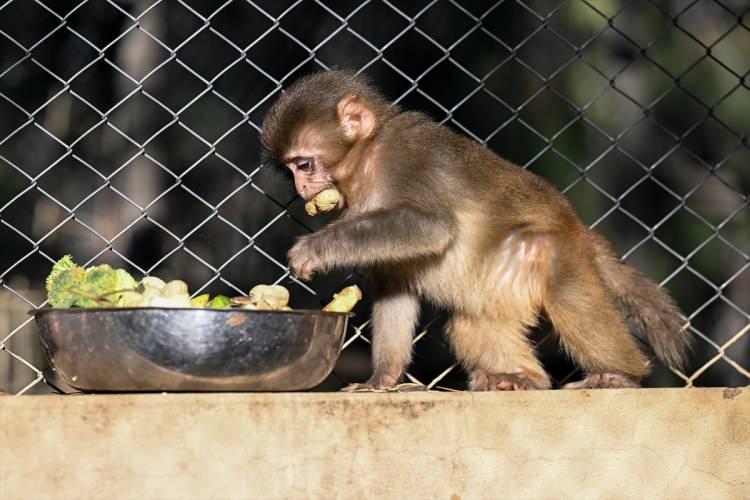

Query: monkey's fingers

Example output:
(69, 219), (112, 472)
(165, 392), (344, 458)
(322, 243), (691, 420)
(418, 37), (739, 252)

(290, 260), (315, 281)
(392, 383), (428, 392)
(341, 383), (381, 393)
(287, 246), (318, 281)
(341, 382), (427, 393)
(562, 373), (640, 389)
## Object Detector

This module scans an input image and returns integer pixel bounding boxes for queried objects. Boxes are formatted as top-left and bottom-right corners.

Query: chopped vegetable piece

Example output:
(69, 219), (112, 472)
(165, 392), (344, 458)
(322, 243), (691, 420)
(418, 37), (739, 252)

(46, 266), (86, 308)
(162, 280), (189, 297)
(323, 285), (362, 313)
(119, 291), (144, 307)
(147, 295), (192, 308)
(45, 256), (138, 308)
(45, 255), (76, 293)
(141, 276), (166, 290)
(247, 284), (290, 310)
(190, 294), (210, 307)
(208, 295), (231, 309)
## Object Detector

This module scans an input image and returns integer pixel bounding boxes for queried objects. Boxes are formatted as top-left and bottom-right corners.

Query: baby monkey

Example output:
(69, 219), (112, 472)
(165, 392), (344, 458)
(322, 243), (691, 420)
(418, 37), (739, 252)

(261, 70), (690, 390)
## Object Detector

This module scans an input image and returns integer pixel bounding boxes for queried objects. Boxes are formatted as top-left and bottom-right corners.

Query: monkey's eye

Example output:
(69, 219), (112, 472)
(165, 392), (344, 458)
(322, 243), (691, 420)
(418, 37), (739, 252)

(293, 158), (313, 172)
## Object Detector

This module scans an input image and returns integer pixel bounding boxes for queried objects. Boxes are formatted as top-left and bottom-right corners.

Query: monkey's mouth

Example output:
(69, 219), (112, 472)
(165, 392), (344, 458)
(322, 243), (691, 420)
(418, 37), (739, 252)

(305, 184), (339, 201)
(304, 186), (344, 214)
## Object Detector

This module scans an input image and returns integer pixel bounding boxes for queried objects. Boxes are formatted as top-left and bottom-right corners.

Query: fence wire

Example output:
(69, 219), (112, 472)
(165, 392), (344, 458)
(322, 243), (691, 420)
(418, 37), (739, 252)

(1, 0), (748, 394)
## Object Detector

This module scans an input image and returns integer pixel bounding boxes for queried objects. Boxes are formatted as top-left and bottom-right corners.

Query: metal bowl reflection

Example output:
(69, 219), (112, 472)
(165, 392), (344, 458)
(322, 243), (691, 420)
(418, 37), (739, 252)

(33, 307), (348, 392)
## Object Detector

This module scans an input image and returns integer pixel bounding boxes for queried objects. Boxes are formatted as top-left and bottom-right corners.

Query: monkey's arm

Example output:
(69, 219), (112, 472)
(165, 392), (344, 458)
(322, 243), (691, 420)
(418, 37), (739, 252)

(288, 205), (456, 279)
(344, 287), (420, 391)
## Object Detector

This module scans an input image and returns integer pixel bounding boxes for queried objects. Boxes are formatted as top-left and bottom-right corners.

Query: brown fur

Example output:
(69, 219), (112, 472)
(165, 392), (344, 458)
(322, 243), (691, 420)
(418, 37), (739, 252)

(261, 70), (689, 390)
(589, 231), (691, 370)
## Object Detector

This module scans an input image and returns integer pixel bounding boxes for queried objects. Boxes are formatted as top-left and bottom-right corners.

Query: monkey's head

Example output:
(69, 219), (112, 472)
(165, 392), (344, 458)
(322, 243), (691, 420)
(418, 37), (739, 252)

(260, 70), (393, 202)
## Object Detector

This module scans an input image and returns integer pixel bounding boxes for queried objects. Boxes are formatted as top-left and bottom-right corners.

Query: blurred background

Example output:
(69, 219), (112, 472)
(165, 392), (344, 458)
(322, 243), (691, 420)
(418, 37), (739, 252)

(1, 0), (748, 394)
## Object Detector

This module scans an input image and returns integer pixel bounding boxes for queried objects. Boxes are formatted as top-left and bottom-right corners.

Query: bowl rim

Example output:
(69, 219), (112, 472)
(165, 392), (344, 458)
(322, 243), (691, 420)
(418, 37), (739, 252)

(29, 307), (351, 317)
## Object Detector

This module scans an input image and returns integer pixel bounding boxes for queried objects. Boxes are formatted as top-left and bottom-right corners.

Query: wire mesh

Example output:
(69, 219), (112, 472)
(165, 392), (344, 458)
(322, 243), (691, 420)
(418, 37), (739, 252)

(1, 0), (748, 394)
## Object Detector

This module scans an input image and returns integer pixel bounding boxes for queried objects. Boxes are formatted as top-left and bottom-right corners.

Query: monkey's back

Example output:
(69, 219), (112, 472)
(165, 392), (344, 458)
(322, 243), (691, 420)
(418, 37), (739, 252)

(378, 111), (583, 236)
(372, 112), (594, 313)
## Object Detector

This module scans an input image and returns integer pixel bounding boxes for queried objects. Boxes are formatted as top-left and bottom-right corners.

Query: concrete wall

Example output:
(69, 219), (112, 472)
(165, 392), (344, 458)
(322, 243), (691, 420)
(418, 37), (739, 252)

(1, 388), (748, 499)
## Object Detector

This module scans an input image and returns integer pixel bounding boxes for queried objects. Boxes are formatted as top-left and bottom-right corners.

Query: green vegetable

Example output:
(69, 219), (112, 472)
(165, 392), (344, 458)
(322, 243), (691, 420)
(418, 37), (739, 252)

(190, 294), (210, 307)
(45, 256), (237, 310)
(45, 255), (77, 294)
(45, 256), (138, 308)
(74, 265), (138, 306)
(208, 295), (231, 309)
(119, 291), (144, 307)
(46, 265), (86, 308)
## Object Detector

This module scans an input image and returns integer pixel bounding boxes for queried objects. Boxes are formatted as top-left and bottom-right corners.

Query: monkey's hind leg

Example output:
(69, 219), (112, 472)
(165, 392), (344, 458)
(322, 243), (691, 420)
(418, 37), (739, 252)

(449, 313), (551, 391)
(562, 373), (639, 389)
(449, 231), (558, 391)
(544, 260), (650, 389)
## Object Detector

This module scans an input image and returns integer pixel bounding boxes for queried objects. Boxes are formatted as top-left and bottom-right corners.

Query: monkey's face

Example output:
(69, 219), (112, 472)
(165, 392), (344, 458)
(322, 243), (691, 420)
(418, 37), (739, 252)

(270, 121), (344, 202)
(261, 84), (378, 206)
(284, 154), (337, 201)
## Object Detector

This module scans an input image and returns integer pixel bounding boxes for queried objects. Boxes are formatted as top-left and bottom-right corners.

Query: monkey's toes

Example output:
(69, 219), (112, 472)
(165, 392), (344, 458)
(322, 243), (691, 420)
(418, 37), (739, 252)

(563, 373), (640, 390)
(341, 382), (427, 393)
(469, 371), (549, 391)
(341, 382), (383, 393)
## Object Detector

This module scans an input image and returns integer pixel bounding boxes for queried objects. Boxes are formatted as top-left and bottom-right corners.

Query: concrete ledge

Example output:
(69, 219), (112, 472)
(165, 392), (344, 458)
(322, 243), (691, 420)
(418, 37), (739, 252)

(1, 388), (748, 499)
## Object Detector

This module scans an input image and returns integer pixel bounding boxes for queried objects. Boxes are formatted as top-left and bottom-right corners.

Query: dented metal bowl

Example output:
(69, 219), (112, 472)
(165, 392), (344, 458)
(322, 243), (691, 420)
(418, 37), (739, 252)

(32, 308), (348, 392)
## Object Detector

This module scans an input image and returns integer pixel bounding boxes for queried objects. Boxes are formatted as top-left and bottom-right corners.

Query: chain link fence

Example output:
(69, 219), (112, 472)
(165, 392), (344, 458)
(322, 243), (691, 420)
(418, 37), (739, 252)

(1, 0), (748, 395)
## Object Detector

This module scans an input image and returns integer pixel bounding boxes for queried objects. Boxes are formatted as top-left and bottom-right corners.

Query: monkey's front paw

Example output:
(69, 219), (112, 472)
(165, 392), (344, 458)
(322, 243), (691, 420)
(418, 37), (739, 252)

(341, 372), (426, 393)
(563, 373), (640, 389)
(469, 370), (551, 391)
(341, 374), (397, 392)
(287, 237), (323, 281)
(342, 382), (427, 393)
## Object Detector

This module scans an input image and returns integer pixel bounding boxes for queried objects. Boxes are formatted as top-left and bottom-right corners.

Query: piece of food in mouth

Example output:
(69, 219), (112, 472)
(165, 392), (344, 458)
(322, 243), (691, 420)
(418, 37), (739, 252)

(304, 188), (342, 216)
(322, 285), (362, 313)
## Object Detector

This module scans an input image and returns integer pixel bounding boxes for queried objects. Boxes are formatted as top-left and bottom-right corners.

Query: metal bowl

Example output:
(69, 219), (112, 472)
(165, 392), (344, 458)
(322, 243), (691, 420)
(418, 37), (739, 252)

(32, 308), (349, 392)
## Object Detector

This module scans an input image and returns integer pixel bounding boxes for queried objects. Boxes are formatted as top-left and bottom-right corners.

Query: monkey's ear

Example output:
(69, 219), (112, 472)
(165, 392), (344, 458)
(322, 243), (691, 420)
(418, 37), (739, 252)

(337, 96), (376, 140)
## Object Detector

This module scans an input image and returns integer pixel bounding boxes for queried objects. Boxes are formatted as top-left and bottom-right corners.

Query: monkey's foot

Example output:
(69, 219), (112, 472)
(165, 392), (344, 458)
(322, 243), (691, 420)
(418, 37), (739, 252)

(341, 372), (416, 393)
(563, 373), (640, 389)
(341, 382), (427, 393)
(469, 371), (550, 391)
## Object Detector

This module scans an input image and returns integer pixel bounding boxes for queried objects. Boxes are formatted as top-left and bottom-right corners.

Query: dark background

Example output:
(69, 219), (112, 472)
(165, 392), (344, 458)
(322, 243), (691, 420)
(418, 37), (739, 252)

(1, 0), (748, 393)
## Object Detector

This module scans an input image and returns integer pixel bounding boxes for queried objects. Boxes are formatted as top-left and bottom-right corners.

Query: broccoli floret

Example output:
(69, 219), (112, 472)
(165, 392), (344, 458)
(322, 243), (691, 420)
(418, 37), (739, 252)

(45, 255), (77, 294)
(47, 266), (86, 308)
(114, 269), (138, 302)
(44, 257), (138, 308)
(76, 265), (138, 306)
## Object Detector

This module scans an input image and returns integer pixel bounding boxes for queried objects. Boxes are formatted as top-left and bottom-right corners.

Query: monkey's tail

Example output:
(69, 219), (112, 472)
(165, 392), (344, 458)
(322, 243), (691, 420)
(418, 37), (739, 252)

(588, 230), (691, 371)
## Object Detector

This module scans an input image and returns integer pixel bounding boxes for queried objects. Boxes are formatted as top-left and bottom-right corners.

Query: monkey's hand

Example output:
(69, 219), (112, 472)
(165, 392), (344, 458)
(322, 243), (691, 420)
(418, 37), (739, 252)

(287, 235), (325, 281)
